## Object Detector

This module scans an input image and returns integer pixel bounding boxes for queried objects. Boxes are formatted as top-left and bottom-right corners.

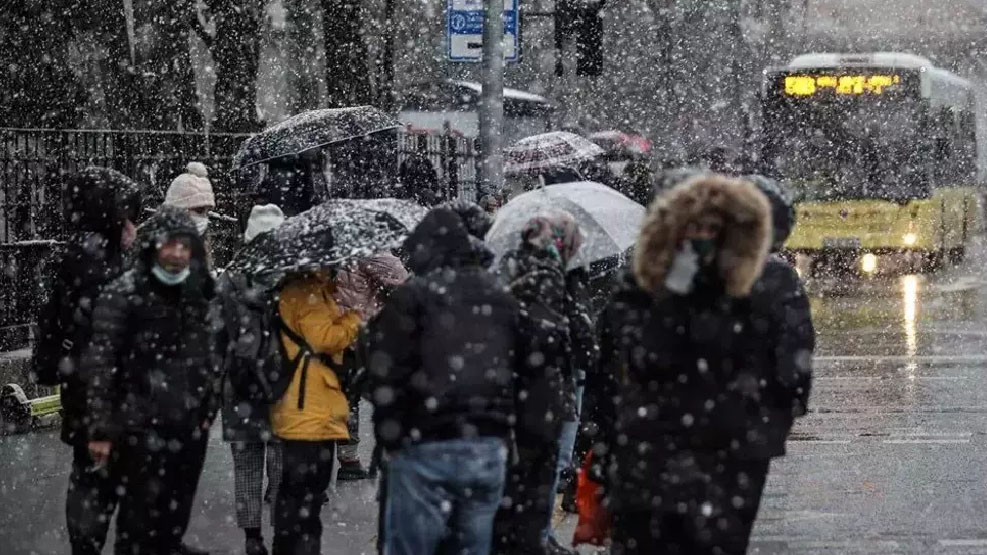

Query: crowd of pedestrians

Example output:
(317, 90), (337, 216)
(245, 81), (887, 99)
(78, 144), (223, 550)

(33, 159), (813, 555)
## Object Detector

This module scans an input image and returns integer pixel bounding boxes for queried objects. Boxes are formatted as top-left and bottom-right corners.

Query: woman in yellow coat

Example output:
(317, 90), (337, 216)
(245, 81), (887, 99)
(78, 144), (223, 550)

(271, 272), (361, 555)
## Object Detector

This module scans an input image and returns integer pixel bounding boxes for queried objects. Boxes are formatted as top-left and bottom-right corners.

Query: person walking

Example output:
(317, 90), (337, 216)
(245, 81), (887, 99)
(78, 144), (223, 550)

(83, 205), (219, 555)
(163, 162), (215, 236)
(745, 175), (815, 461)
(492, 212), (585, 555)
(366, 205), (522, 555)
(270, 268), (362, 554)
(31, 167), (140, 555)
(584, 174), (775, 554)
(217, 204), (287, 555)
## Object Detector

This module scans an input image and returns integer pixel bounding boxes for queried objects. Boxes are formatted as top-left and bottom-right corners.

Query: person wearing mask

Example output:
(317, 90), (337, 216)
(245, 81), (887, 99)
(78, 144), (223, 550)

(493, 212), (585, 555)
(218, 203), (287, 555)
(31, 167), (140, 555)
(584, 174), (774, 554)
(332, 253), (409, 480)
(270, 269), (362, 555)
(366, 205), (523, 555)
(83, 205), (219, 555)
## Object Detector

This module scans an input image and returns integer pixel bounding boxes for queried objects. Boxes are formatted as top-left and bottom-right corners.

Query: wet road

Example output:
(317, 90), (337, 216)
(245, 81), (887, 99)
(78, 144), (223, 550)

(5, 241), (987, 554)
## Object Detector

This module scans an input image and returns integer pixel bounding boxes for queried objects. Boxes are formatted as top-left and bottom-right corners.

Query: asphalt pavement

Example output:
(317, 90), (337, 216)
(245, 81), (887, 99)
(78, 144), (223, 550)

(6, 240), (987, 554)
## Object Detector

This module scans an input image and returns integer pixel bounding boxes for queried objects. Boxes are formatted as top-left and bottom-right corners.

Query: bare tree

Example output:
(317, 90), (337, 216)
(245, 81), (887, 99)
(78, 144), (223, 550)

(322, 0), (373, 107)
(201, 0), (264, 132)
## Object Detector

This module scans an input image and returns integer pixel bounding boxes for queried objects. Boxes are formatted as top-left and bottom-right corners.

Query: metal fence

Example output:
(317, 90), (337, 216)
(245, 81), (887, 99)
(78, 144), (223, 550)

(0, 127), (478, 350)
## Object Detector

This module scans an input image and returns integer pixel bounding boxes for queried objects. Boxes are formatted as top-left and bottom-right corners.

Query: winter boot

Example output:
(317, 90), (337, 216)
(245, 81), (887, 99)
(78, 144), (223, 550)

(336, 459), (370, 481)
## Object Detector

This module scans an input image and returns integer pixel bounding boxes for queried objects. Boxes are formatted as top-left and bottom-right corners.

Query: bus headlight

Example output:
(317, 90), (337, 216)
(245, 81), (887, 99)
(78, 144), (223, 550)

(903, 233), (917, 247)
(861, 253), (878, 274)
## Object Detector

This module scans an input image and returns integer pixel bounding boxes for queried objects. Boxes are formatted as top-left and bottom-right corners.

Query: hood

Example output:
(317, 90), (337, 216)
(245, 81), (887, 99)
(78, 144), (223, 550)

(633, 174), (771, 298)
(746, 174), (794, 252)
(440, 199), (493, 239)
(404, 207), (494, 275)
(65, 167), (141, 236)
(136, 204), (208, 271)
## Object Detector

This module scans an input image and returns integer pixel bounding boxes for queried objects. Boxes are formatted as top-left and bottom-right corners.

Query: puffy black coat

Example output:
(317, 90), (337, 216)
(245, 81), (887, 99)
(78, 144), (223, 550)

(500, 247), (573, 439)
(83, 206), (219, 441)
(589, 272), (775, 510)
(747, 254), (814, 456)
(32, 167), (140, 445)
(367, 208), (522, 451)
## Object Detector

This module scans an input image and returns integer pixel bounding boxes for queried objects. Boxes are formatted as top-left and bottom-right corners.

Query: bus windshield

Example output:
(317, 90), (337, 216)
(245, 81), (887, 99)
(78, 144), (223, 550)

(763, 98), (928, 202)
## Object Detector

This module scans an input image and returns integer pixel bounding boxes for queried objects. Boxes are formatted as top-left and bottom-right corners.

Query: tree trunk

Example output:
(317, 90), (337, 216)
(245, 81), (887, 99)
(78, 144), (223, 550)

(207, 0), (263, 132)
(0, 0), (89, 127)
(132, 0), (202, 130)
(322, 0), (372, 108)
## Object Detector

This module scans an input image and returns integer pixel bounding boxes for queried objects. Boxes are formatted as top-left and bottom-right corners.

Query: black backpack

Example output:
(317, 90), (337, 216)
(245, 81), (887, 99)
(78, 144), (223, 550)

(218, 272), (293, 405)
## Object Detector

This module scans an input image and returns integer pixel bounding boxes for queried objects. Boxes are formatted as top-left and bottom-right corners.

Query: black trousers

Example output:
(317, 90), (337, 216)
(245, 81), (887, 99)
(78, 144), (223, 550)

(611, 459), (772, 555)
(492, 434), (560, 555)
(114, 428), (209, 555)
(273, 440), (336, 555)
(66, 442), (122, 555)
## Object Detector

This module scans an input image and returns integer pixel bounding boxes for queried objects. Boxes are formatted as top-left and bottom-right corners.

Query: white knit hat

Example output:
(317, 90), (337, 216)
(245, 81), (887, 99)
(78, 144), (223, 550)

(164, 162), (215, 210)
(244, 204), (286, 243)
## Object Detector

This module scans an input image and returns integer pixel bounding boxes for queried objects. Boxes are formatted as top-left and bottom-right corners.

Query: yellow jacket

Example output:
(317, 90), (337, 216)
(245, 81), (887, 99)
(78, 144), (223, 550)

(271, 274), (362, 441)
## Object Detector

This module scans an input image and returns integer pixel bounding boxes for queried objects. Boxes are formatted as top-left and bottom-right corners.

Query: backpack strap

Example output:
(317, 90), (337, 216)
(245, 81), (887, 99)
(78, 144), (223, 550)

(276, 314), (314, 410)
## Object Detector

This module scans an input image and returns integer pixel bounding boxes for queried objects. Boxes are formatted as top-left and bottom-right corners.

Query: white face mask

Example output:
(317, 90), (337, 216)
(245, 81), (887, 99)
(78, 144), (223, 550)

(664, 242), (700, 295)
(151, 263), (190, 286)
(191, 213), (209, 235)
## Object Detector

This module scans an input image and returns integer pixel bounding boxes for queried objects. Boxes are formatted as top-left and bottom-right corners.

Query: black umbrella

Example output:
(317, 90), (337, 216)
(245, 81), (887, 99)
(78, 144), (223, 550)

(226, 198), (425, 277)
(232, 106), (401, 170)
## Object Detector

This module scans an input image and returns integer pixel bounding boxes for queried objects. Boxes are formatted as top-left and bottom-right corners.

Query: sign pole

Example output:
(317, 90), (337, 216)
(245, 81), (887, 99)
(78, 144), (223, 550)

(478, 0), (505, 199)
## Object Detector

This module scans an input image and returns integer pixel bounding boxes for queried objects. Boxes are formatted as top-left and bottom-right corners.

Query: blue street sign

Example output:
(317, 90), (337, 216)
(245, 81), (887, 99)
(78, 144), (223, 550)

(447, 0), (520, 62)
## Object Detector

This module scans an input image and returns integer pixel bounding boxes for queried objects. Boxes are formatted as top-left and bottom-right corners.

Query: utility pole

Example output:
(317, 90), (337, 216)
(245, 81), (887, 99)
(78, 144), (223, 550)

(478, 0), (505, 198)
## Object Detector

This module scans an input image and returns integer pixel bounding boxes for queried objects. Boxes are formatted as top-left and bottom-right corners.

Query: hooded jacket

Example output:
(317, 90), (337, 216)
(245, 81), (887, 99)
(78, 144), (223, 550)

(270, 273), (362, 441)
(366, 208), (522, 451)
(586, 175), (775, 510)
(32, 167), (140, 445)
(83, 206), (218, 441)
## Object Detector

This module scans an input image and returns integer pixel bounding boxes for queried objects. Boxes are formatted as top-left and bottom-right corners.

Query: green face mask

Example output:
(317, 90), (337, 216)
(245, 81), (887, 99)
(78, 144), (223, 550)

(690, 238), (716, 260)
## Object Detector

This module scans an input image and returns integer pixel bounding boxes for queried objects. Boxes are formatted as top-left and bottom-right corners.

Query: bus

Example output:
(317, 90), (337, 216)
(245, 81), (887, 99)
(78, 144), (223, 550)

(759, 52), (982, 274)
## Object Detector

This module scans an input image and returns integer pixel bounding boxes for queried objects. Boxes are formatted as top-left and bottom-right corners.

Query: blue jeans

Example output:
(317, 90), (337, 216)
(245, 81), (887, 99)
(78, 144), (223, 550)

(383, 437), (508, 555)
(548, 378), (585, 542)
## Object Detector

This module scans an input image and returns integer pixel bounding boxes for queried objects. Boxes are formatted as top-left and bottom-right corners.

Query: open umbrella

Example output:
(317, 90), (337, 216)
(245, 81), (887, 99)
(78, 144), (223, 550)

(485, 181), (646, 270)
(226, 198), (426, 276)
(233, 106), (402, 170)
(504, 131), (605, 176)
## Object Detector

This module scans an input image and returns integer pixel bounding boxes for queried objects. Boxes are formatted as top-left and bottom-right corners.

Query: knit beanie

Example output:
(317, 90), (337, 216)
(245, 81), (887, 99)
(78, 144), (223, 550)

(164, 162), (215, 210)
(244, 204), (286, 243)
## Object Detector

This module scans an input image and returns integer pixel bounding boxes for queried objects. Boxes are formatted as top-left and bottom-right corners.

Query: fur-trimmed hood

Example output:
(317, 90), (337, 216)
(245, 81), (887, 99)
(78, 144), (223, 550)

(633, 174), (771, 298)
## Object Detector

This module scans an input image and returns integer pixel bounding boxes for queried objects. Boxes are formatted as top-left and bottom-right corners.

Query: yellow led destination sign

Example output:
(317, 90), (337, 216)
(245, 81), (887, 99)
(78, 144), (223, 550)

(784, 74), (901, 97)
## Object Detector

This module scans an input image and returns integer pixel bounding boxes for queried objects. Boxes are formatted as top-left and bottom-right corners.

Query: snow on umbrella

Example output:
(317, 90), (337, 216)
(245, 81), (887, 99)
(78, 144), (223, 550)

(232, 106), (401, 170)
(485, 181), (646, 270)
(503, 131), (605, 176)
(226, 198), (425, 276)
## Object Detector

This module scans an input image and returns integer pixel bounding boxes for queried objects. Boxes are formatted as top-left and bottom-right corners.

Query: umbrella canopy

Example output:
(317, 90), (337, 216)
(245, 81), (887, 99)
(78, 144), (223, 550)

(233, 106), (401, 170)
(226, 198), (426, 277)
(504, 131), (604, 176)
(485, 181), (646, 270)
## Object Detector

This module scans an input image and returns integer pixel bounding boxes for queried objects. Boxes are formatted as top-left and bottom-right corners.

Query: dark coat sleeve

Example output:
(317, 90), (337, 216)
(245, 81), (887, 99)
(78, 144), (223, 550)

(82, 278), (133, 442)
(773, 264), (815, 416)
(366, 280), (422, 450)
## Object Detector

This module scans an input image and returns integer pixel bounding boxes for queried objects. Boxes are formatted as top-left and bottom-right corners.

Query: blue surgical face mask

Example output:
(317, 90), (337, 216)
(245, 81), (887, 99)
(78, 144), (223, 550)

(151, 263), (190, 286)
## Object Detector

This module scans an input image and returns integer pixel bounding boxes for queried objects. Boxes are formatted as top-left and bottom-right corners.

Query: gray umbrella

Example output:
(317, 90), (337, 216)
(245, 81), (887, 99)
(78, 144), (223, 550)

(232, 106), (402, 170)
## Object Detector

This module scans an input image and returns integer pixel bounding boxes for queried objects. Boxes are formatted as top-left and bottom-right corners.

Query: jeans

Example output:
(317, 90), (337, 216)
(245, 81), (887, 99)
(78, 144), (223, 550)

(273, 440), (336, 555)
(382, 437), (508, 555)
(548, 378), (584, 542)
